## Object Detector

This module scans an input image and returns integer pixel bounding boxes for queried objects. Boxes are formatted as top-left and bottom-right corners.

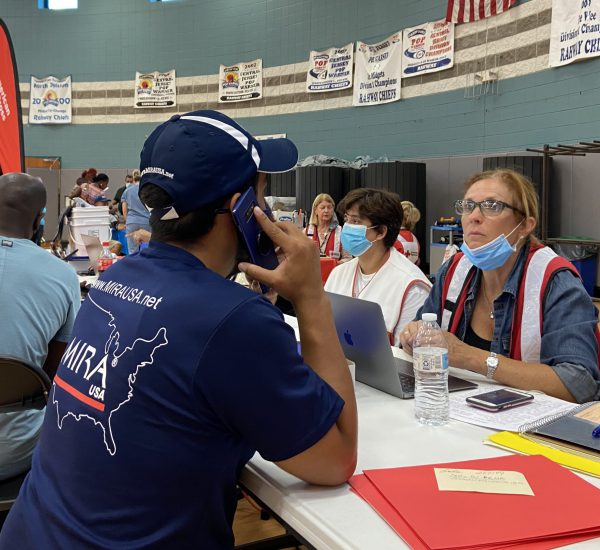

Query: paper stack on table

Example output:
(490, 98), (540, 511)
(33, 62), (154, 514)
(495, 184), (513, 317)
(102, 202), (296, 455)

(349, 454), (600, 549)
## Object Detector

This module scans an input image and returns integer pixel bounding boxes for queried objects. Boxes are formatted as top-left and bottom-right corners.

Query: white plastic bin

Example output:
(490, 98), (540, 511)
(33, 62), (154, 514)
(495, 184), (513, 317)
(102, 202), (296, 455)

(68, 206), (111, 256)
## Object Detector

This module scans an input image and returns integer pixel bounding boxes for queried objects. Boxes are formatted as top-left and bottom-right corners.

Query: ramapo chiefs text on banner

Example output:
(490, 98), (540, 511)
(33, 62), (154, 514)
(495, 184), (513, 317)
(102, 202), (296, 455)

(0, 18), (24, 174)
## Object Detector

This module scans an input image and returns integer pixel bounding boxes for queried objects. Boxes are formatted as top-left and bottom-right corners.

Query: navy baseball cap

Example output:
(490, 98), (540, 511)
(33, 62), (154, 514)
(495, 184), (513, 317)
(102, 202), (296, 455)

(139, 110), (298, 219)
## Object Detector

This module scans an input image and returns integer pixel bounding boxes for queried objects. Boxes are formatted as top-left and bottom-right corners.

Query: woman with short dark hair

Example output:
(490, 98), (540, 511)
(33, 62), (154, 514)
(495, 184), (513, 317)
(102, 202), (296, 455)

(325, 188), (431, 346)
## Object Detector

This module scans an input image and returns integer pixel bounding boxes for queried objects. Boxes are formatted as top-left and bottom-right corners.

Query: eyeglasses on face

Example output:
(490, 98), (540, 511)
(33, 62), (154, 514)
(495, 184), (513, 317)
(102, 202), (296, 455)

(454, 199), (525, 218)
(343, 214), (365, 225)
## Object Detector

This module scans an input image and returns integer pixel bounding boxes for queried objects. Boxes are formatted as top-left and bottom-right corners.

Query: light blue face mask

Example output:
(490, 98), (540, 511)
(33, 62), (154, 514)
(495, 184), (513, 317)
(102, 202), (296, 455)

(341, 223), (376, 257)
(460, 220), (524, 271)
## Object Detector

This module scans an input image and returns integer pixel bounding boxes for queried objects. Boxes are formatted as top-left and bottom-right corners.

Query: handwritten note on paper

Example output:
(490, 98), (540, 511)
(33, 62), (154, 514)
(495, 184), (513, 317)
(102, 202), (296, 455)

(434, 468), (534, 496)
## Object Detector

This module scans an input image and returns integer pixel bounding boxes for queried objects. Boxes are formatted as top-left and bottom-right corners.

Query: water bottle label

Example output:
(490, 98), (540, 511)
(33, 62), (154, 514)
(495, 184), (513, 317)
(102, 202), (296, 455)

(413, 348), (448, 372)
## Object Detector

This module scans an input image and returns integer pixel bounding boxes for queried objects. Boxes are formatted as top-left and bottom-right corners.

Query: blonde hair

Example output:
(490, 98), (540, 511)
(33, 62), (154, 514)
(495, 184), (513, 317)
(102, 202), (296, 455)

(464, 169), (539, 244)
(401, 200), (421, 231)
(309, 193), (336, 227)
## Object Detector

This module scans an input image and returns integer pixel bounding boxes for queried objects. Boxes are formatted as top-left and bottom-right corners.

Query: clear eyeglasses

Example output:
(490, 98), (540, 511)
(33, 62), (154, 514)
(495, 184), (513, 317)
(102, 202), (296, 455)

(454, 199), (525, 218)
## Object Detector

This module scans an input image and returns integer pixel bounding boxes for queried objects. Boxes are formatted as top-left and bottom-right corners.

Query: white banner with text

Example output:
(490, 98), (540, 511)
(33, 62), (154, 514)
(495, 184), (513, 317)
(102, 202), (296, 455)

(549, 0), (600, 67)
(353, 32), (402, 107)
(134, 70), (177, 108)
(306, 43), (354, 93)
(29, 75), (72, 124)
(218, 59), (263, 103)
(401, 20), (454, 78)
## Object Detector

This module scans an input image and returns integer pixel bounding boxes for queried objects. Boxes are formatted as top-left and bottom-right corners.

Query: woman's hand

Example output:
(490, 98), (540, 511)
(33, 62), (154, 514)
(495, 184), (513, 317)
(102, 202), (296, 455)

(443, 331), (473, 370)
(399, 321), (422, 355)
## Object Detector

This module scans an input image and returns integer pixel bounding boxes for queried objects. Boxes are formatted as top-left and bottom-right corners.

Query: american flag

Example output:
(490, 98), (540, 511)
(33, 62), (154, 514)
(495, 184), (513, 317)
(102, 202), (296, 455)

(446, 0), (517, 24)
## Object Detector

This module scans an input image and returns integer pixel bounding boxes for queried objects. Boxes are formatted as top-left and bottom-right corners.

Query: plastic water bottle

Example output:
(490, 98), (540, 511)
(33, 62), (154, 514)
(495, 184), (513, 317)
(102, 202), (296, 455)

(413, 312), (449, 426)
(97, 241), (113, 273)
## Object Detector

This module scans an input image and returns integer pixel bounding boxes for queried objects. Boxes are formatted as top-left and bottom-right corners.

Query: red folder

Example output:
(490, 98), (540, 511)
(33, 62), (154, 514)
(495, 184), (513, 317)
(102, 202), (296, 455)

(349, 455), (600, 549)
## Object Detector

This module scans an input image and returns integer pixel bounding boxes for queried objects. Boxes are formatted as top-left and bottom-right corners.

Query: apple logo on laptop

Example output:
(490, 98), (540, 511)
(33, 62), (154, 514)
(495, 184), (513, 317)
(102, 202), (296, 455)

(344, 330), (354, 346)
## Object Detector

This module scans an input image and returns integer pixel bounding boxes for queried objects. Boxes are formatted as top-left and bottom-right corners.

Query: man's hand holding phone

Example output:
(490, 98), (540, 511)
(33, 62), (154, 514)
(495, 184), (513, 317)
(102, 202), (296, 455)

(238, 207), (323, 306)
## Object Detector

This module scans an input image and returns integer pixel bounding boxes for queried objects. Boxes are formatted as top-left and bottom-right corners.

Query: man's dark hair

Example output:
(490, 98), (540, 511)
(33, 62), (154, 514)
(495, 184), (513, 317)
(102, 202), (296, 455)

(139, 174), (257, 244)
(337, 188), (403, 249)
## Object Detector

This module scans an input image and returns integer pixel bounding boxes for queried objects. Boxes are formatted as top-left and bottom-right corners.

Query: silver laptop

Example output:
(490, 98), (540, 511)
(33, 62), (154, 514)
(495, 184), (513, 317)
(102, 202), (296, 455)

(326, 292), (477, 399)
(80, 234), (103, 274)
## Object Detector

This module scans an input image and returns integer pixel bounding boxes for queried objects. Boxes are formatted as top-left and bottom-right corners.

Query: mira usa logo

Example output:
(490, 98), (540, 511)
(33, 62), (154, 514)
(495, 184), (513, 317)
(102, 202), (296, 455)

(141, 167), (174, 179)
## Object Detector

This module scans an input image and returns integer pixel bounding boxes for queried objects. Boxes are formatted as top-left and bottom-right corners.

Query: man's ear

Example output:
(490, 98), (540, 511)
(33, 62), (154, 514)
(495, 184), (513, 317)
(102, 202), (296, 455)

(228, 192), (241, 211)
(32, 212), (43, 234)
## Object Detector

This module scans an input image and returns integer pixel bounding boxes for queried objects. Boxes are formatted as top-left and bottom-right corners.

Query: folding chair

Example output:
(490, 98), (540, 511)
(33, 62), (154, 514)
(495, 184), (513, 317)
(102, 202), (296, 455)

(0, 358), (52, 528)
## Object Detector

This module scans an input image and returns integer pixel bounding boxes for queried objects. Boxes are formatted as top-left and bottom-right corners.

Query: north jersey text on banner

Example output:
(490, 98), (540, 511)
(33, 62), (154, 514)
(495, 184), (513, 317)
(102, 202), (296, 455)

(29, 75), (72, 124)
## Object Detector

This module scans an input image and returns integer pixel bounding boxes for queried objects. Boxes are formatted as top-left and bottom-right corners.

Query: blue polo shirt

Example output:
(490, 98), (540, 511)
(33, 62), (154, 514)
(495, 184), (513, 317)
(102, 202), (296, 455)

(0, 237), (80, 481)
(121, 184), (150, 226)
(1, 241), (344, 550)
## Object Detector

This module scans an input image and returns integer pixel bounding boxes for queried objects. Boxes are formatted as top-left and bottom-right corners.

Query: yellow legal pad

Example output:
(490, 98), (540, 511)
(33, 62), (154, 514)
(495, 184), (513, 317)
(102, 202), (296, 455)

(485, 431), (600, 479)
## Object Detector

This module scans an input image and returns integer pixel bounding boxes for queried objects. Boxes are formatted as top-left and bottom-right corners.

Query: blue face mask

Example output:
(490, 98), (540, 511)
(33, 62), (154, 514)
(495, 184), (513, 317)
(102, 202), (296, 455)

(341, 223), (376, 257)
(460, 220), (524, 271)
(461, 236), (515, 271)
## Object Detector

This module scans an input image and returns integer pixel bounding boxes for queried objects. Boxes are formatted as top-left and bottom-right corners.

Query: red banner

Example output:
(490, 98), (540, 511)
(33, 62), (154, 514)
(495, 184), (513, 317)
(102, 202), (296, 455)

(0, 18), (24, 175)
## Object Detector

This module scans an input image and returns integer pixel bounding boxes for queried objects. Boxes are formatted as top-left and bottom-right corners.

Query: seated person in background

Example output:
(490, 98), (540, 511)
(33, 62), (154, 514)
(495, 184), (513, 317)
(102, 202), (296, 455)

(393, 200), (421, 265)
(401, 169), (600, 403)
(305, 193), (350, 261)
(0, 110), (357, 549)
(0, 173), (80, 481)
(81, 173), (110, 206)
(325, 188), (431, 346)
(121, 172), (150, 254)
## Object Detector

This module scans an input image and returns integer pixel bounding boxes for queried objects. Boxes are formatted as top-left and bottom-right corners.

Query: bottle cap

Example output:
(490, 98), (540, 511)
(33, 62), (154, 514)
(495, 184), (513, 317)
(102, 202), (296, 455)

(422, 313), (437, 322)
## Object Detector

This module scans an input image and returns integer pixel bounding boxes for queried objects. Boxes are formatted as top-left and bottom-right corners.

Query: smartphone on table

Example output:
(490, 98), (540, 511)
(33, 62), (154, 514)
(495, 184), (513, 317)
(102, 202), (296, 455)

(466, 388), (534, 412)
(231, 187), (278, 292)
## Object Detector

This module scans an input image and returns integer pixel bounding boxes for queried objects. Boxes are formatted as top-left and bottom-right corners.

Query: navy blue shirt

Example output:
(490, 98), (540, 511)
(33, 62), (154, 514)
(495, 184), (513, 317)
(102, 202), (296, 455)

(1, 242), (344, 549)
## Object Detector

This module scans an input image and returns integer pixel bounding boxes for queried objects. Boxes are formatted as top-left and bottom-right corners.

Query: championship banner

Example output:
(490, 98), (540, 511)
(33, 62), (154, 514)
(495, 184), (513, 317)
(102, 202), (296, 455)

(218, 59), (262, 103)
(0, 18), (24, 174)
(549, 0), (600, 68)
(352, 32), (402, 107)
(402, 20), (454, 78)
(306, 43), (354, 93)
(134, 70), (176, 108)
(29, 75), (72, 124)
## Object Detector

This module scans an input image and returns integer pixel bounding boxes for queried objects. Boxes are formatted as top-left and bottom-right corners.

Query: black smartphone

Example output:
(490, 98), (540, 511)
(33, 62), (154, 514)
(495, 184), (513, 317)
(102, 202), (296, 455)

(231, 187), (278, 291)
(466, 388), (534, 412)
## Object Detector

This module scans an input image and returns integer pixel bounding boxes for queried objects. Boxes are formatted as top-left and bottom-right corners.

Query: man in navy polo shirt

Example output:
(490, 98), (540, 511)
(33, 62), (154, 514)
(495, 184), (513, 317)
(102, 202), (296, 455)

(1, 111), (357, 549)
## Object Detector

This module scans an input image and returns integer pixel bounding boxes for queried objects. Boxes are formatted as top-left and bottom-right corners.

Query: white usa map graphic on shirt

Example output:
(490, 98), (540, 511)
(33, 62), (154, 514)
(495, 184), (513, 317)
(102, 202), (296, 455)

(53, 295), (168, 455)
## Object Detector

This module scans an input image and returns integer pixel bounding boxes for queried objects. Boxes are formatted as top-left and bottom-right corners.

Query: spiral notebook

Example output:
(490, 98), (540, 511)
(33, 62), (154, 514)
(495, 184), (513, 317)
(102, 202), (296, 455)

(519, 401), (600, 461)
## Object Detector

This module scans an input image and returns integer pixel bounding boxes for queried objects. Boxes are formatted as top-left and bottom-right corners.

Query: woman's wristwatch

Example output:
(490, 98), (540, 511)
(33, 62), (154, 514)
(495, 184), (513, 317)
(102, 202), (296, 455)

(486, 352), (499, 379)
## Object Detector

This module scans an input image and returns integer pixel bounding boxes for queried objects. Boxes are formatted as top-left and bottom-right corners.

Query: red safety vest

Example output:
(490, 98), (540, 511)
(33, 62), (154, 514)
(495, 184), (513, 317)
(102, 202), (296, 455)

(306, 225), (342, 259)
(393, 230), (420, 264)
(440, 244), (600, 363)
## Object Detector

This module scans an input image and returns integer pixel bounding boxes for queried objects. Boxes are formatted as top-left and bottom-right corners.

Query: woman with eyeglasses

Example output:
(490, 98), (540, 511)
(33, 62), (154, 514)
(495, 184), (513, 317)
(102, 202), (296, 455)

(401, 169), (600, 403)
(325, 188), (431, 346)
